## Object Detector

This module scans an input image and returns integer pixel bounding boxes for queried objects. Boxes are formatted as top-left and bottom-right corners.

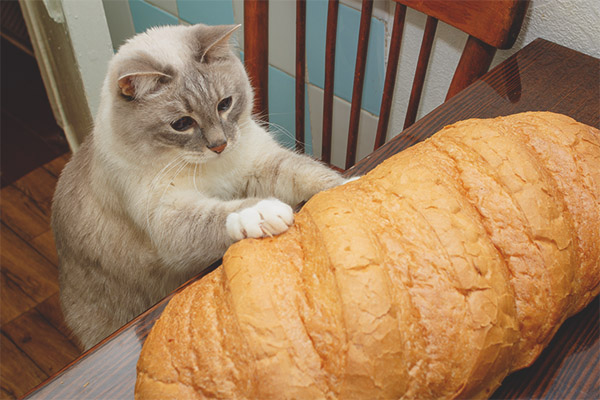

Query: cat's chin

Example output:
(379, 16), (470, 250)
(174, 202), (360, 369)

(181, 151), (227, 165)
(181, 153), (210, 164)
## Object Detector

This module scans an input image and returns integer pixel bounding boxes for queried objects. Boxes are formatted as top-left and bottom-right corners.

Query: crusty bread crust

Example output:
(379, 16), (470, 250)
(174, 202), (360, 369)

(135, 112), (600, 399)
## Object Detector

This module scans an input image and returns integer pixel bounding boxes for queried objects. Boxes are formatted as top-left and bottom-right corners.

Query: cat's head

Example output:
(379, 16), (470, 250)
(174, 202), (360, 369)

(99, 24), (253, 164)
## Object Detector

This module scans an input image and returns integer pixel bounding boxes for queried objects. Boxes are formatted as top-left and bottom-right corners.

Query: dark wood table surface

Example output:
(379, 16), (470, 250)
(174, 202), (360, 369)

(25, 38), (599, 399)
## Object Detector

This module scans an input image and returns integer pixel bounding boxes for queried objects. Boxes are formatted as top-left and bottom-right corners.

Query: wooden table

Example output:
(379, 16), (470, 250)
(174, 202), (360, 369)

(26, 38), (599, 399)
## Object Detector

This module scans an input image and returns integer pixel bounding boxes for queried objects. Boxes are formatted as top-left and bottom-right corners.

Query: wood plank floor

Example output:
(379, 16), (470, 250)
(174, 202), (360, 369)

(1, 32), (81, 398)
(1, 156), (82, 399)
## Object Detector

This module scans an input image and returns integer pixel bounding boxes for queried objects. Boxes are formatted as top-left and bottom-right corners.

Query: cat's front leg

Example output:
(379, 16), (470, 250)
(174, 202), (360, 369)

(226, 198), (293, 241)
(252, 150), (346, 206)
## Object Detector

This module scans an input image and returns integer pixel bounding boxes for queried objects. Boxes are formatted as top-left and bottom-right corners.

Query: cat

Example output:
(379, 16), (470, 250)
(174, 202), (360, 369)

(51, 23), (346, 350)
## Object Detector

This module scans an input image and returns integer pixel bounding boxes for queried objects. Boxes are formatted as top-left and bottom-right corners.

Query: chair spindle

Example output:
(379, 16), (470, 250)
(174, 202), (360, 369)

(374, 2), (407, 151)
(345, 0), (373, 170)
(244, 0), (269, 121)
(321, 0), (339, 164)
(295, 0), (306, 152)
(403, 15), (438, 129)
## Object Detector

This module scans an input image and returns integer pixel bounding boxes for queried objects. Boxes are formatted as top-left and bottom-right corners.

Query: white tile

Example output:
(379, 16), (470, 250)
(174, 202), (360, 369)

(233, 0), (295, 76)
(308, 84), (378, 170)
(232, 0), (244, 27)
(231, 0), (244, 54)
(234, 0), (295, 75)
(268, 0), (296, 77)
(102, 0), (135, 50)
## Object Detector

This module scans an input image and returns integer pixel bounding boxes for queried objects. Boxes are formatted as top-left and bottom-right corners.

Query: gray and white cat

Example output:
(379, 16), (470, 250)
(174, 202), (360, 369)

(52, 24), (345, 350)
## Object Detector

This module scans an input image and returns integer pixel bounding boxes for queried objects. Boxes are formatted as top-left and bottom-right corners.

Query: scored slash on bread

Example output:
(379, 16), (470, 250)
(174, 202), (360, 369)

(135, 112), (599, 399)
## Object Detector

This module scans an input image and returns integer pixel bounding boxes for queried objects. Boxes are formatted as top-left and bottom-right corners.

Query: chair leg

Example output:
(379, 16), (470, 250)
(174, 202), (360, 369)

(446, 35), (496, 100)
(244, 0), (269, 121)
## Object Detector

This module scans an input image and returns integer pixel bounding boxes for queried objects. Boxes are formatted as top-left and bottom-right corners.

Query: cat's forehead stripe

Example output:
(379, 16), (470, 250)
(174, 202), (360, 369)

(184, 71), (212, 100)
(181, 96), (194, 115)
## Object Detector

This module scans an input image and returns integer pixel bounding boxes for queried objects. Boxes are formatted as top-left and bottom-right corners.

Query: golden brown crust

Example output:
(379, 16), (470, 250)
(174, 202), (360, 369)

(136, 112), (600, 399)
(506, 113), (600, 313)
(430, 116), (576, 369)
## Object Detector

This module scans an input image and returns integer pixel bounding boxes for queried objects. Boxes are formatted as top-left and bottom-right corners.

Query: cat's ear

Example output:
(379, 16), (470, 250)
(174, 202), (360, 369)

(116, 57), (173, 99)
(117, 72), (170, 99)
(196, 24), (241, 63)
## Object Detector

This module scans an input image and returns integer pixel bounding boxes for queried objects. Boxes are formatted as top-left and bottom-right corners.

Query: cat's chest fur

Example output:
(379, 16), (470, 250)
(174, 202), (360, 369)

(168, 147), (253, 201)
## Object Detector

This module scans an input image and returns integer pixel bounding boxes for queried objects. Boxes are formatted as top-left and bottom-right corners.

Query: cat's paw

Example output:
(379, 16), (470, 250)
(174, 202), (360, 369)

(226, 199), (294, 241)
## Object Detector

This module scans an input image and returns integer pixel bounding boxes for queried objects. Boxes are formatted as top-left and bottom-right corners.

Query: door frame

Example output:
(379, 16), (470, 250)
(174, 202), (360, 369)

(19, 0), (114, 151)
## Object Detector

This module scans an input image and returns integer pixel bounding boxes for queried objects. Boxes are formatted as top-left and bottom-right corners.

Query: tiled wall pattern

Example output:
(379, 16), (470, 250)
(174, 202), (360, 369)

(102, 0), (388, 168)
(97, 0), (600, 168)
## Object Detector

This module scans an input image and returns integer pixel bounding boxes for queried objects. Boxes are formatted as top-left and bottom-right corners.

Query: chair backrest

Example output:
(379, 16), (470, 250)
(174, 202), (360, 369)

(244, 0), (529, 170)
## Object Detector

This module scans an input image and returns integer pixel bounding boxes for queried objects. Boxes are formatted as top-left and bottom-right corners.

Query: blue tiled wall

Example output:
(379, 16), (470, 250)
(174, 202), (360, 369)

(128, 0), (178, 33)
(106, 0), (386, 157)
(268, 66), (313, 154)
(306, 0), (384, 116)
(177, 0), (235, 25)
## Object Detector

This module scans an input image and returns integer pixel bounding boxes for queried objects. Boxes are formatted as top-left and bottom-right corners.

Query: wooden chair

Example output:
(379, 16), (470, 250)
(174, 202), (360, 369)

(244, 0), (530, 170)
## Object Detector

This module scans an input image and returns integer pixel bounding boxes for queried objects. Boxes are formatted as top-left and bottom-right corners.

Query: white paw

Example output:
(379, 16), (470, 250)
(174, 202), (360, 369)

(226, 199), (294, 241)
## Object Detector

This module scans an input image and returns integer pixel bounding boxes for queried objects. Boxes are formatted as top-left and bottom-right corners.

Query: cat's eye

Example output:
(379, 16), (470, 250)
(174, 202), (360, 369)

(217, 96), (232, 113)
(170, 116), (196, 132)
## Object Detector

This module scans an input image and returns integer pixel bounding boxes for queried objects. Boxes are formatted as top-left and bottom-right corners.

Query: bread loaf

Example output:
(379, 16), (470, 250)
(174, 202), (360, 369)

(135, 112), (599, 399)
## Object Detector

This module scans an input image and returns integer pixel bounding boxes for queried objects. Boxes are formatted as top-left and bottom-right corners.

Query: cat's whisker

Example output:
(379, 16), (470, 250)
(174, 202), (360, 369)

(237, 120), (254, 130)
(149, 154), (186, 190)
(158, 160), (189, 201)
(192, 162), (200, 192)
(258, 120), (307, 152)
(251, 109), (269, 123)
(149, 158), (189, 234)
(145, 155), (187, 230)
(149, 156), (186, 194)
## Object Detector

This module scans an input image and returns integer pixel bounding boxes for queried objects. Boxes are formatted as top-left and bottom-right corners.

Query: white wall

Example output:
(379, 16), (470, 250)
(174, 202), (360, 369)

(492, 0), (600, 65)
(387, 0), (600, 139)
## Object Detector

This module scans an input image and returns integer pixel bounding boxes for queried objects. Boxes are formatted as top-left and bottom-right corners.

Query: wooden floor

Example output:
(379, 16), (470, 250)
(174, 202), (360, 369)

(1, 37), (82, 398)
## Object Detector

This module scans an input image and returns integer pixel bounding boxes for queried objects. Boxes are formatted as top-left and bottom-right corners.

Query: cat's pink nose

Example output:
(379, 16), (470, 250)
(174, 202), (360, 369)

(208, 141), (227, 154)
